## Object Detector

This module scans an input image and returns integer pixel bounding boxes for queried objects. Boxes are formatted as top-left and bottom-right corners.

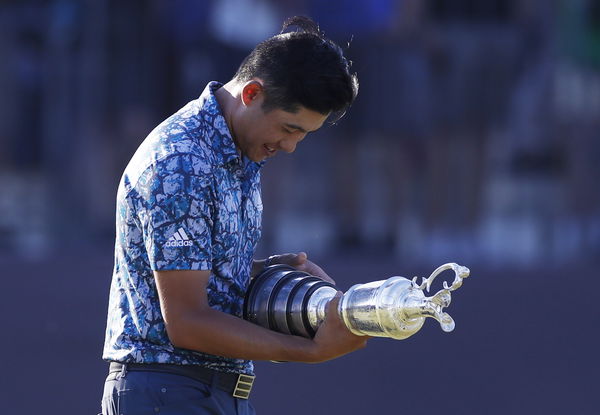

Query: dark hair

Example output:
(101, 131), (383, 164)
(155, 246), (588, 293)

(233, 16), (358, 122)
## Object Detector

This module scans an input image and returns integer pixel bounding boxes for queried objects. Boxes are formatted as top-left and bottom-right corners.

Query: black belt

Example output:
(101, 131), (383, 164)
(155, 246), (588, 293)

(108, 362), (255, 400)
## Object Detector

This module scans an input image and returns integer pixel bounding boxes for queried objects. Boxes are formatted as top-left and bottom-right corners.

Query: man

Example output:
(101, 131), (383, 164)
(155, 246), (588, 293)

(101, 16), (367, 415)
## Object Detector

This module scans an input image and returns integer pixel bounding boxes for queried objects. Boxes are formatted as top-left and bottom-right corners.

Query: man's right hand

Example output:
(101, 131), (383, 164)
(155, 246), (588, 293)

(309, 292), (369, 363)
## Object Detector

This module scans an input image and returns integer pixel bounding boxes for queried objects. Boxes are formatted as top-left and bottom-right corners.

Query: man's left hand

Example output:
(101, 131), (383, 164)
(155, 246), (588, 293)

(274, 252), (336, 285)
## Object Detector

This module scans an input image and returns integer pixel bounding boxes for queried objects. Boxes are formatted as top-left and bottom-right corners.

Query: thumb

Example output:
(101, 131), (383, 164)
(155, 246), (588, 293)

(327, 291), (343, 311)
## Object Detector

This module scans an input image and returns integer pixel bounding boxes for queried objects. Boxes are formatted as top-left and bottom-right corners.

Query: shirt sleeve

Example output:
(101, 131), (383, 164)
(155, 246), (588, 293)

(136, 154), (214, 271)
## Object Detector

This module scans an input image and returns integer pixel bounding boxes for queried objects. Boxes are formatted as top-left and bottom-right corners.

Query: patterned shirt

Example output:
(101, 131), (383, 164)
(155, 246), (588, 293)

(102, 82), (263, 375)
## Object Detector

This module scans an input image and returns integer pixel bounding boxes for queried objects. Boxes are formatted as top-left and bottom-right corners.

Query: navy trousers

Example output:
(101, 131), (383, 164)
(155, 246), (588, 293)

(101, 366), (256, 415)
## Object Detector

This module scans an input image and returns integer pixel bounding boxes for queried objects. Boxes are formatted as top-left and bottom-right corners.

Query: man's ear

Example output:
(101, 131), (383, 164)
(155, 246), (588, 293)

(241, 80), (264, 106)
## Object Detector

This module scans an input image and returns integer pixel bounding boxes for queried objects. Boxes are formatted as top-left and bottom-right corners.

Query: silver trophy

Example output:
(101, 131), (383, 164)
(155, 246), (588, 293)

(244, 263), (470, 340)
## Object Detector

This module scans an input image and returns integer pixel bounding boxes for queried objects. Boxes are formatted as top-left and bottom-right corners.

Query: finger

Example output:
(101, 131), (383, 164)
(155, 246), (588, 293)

(310, 265), (335, 285)
(296, 251), (307, 264)
(320, 274), (336, 285)
(277, 253), (300, 266)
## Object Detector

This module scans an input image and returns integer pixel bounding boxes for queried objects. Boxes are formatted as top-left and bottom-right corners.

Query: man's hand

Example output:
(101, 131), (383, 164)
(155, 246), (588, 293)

(309, 292), (369, 363)
(274, 252), (336, 285)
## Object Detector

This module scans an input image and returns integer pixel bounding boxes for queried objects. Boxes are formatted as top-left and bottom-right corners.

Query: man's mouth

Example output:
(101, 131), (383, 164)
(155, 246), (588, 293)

(264, 144), (277, 156)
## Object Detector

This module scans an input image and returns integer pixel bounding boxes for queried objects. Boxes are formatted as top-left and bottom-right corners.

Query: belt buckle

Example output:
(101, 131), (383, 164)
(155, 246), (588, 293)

(232, 374), (255, 399)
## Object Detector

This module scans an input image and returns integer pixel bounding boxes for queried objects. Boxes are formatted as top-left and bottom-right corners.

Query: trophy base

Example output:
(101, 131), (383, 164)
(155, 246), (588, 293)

(244, 264), (337, 338)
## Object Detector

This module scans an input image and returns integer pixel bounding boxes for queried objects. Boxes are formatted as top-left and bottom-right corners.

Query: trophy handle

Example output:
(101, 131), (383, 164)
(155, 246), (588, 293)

(413, 263), (470, 293)
(404, 263), (470, 332)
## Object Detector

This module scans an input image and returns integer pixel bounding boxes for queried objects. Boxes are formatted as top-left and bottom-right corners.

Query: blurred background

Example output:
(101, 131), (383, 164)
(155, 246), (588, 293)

(0, 0), (598, 414)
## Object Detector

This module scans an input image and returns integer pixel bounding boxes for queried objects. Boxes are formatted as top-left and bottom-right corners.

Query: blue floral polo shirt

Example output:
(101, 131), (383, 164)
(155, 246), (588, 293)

(102, 82), (263, 375)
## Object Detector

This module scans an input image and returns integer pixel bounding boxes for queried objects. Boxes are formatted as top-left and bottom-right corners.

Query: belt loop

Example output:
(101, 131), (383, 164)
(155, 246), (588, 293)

(119, 363), (128, 378)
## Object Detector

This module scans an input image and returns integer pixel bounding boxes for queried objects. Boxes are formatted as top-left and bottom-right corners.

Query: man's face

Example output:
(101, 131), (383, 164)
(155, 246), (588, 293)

(232, 82), (329, 162)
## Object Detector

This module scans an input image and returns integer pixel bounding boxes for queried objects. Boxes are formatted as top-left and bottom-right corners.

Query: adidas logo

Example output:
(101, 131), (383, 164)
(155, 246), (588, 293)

(165, 227), (193, 247)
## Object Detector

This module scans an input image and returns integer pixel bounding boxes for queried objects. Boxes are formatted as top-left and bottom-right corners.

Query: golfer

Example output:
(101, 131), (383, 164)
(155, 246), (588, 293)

(100, 16), (367, 415)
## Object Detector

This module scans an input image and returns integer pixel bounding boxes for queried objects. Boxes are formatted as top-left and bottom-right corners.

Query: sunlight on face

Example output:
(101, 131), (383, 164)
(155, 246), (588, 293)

(237, 99), (329, 162)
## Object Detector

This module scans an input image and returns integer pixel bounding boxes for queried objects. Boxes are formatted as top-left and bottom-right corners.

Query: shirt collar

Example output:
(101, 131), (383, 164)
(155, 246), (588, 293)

(199, 82), (265, 171)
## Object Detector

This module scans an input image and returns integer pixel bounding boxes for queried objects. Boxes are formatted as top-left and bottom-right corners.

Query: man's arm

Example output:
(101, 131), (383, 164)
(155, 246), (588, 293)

(154, 269), (366, 363)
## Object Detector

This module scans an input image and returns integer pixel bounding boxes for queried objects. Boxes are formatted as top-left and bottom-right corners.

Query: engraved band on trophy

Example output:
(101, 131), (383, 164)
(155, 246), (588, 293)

(243, 263), (471, 340)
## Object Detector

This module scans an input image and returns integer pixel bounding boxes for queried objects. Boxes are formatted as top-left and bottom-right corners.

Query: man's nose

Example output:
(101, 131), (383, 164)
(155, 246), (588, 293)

(279, 137), (300, 153)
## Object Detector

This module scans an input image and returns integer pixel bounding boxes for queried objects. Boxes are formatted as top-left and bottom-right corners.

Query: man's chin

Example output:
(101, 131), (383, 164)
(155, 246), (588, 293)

(248, 153), (265, 162)
(247, 154), (267, 163)
(251, 149), (273, 162)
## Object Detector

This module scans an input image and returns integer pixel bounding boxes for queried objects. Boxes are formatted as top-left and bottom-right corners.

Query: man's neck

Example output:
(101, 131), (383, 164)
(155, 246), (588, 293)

(214, 81), (242, 154)
(215, 81), (238, 124)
